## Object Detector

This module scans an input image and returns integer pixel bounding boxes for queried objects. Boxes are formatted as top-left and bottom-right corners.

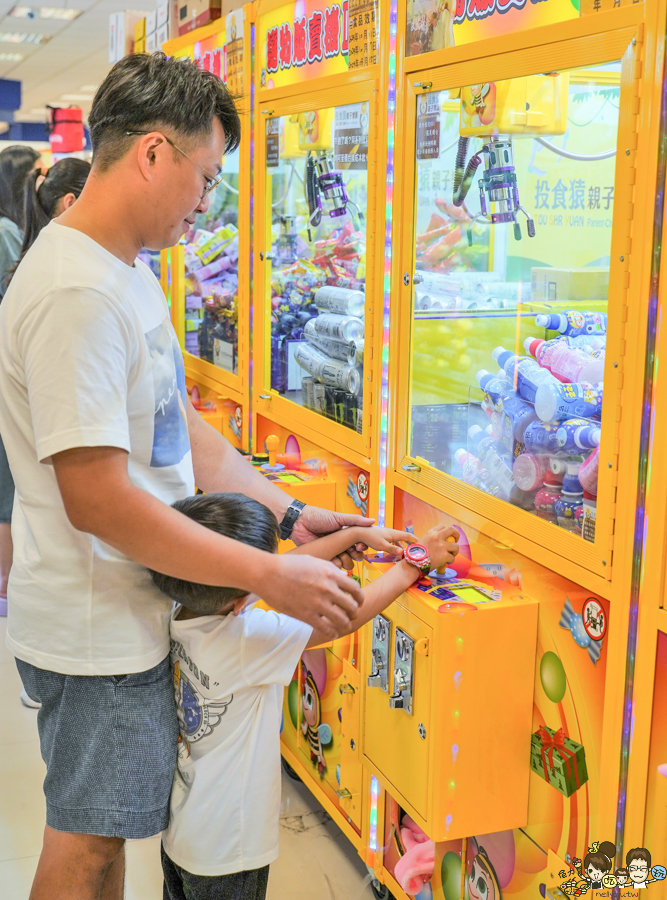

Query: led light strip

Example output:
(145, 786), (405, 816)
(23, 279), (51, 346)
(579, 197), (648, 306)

(248, 20), (255, 452)
(615, 42), (667, 858)
(369, 774), (379, 851)
(377, 0), (397, 527)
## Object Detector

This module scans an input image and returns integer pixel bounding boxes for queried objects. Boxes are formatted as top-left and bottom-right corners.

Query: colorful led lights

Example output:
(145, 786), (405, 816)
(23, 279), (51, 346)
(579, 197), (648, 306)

(369, 775), (379, 851)
(377, 0), (397, 527)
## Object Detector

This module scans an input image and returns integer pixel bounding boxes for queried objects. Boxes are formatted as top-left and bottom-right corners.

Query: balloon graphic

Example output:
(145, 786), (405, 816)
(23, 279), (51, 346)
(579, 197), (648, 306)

(441, 851), (462, 900)
(287, 680), (299, 729)
(540, 651), (567, 703)
(652, 865), (667, 881)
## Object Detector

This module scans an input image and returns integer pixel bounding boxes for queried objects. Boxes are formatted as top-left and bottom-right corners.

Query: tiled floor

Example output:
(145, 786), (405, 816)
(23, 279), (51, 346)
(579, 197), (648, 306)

(0, 618), (374, 899)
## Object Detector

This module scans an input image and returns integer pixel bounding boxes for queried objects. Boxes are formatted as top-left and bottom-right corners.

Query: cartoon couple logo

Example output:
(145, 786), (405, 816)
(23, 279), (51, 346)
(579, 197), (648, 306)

(559, 841), (667, 895)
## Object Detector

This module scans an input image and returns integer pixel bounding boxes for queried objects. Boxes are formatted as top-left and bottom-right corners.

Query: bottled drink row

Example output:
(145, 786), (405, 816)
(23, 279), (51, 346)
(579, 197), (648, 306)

(457, 310), (606, 541)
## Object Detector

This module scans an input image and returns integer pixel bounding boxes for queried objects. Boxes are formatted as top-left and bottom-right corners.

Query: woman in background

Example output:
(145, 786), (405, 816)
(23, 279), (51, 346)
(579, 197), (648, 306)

(0, 145), (41, 620)
(0, 157), (90, 648)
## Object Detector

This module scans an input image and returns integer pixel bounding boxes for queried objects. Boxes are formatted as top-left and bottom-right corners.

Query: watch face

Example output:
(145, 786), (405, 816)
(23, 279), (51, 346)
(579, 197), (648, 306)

(407, 544), (429, 563)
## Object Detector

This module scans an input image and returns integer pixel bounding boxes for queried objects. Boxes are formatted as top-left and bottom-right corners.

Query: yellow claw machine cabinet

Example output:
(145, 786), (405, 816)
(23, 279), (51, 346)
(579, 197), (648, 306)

(353, 0), (666, 897)
(163, 7), (253, 451)
(252, 0), (389, 867)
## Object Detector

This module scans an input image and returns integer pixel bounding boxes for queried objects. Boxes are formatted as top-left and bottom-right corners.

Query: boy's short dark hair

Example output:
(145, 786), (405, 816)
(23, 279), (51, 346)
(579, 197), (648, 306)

(88, 52), (241, 171)
(150, 493), (279, 614)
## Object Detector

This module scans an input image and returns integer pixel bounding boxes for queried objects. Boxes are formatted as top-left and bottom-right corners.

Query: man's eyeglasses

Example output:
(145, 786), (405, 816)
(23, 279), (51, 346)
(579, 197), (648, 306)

(126, 131), (223, 199)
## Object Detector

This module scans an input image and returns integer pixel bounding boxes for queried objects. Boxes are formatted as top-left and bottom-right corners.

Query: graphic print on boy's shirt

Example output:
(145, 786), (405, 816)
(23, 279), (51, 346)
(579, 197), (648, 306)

(173, 657), (234, 752)
(145, 319), (190, 468)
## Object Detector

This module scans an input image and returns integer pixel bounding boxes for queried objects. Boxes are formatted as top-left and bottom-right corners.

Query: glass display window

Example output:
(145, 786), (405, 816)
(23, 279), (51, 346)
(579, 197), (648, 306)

(397, 29), (641, 573)
(260, 99), (371, 436)
(179, 146), (241, 375)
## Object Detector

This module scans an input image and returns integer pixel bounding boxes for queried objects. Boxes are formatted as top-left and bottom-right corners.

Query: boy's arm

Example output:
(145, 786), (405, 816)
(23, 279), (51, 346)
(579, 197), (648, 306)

(304, 524), (460, 649)
(305, 560), (419, 649)
(287, 525), (414, 563)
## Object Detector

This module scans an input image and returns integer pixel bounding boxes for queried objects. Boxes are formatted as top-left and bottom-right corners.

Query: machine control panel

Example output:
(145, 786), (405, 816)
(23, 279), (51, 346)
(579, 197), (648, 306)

(389, 627), (415, 715)
(367, 614), (391, 692)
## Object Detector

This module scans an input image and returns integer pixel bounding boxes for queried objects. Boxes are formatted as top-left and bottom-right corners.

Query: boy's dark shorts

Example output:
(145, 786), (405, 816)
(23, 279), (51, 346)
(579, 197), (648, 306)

(16, 655), (178, 839)
(161, 846), (270, 900)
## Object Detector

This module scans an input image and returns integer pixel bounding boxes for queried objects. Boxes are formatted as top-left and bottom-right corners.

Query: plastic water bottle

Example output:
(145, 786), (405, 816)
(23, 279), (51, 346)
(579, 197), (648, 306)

(535, 310), (607, 337)
(497, 390), (539, 443)
(311, 313), (364, 342)
(468, 425), (515, 498)
(534, 471), (563, 523)
(534, 381), (603, 423)
(556, 419), (601, 453)
(493, 346), (559, 405)
(579, 445), (600, 495)
(314, 286), (365, 318)
(454, 448), (486, 489)
(294, 342), (362, 395)
(524, 336), (604, 384)
(476, 370), (506, 408)
(513, 452), (548, 492)
(524, 420), (563, 456)
(554, 461), (584, 534)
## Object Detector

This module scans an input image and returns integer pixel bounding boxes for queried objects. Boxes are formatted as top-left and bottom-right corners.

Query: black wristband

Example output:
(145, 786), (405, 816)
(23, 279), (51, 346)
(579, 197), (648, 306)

(279, 500), (306, 540)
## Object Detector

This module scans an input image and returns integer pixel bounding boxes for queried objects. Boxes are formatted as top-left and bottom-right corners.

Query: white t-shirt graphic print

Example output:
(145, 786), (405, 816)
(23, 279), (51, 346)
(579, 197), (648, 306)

(162, 608), (312, 877)
(0, 222), (195, 675)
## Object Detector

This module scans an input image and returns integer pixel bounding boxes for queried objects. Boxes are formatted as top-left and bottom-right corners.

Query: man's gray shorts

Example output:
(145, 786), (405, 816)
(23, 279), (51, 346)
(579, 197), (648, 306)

(16, 655), (178, 839)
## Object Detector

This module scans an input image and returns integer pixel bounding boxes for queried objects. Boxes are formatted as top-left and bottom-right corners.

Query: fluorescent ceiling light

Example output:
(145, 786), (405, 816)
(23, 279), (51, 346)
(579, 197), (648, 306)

(0, 32), (50, 44)
(79, 85), (97, 92)
(60, 93), (92, 101)
(9, 6), (81, 19)
(0, 52), (23, 60)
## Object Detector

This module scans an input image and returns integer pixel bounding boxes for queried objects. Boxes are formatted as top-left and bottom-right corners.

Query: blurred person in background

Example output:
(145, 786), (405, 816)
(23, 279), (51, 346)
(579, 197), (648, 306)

(4, 157), (91, 711)
(0, 145), (40, 619)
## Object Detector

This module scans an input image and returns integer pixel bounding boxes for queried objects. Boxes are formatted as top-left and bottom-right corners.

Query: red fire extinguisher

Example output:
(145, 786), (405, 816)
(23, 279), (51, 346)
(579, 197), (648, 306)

(48, 106), (84, 154)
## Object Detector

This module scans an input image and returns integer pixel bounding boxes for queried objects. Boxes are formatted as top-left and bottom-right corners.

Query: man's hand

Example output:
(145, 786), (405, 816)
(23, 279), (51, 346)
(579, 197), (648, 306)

(291, 506), (375, 570)
(262, 553), (363, 639)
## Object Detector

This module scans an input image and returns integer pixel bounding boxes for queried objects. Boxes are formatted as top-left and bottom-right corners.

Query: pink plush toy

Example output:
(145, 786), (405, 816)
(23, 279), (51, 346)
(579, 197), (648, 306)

(394, 816), (435, 896)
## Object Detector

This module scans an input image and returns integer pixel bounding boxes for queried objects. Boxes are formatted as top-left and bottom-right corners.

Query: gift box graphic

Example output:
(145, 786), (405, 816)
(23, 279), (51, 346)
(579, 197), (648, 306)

(530, 725), (588, 797)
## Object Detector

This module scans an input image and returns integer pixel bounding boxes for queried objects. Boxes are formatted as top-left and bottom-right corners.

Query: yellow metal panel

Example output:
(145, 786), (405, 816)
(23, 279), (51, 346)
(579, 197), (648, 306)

(339, 660), (363, 829)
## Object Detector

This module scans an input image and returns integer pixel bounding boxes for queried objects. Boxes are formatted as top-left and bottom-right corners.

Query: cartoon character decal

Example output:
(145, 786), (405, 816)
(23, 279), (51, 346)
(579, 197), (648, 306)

(559, 843), (666, 894)
(301, 661), (326, 774)
(461, 82), (497, 129)
(468, 845), (501, 900)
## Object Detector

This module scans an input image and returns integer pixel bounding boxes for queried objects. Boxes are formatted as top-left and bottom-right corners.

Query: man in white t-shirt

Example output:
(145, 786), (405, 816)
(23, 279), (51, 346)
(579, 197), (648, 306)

(0, 53), (383, 900)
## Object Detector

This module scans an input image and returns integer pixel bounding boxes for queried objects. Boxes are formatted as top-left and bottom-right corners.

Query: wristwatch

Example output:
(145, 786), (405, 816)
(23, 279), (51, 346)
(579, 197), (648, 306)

(401, 543), (432, 577)
(279, 500), (306, 541)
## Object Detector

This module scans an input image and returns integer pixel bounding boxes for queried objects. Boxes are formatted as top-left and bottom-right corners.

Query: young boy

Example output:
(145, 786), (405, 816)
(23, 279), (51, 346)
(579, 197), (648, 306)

(151, 492), (459, 900)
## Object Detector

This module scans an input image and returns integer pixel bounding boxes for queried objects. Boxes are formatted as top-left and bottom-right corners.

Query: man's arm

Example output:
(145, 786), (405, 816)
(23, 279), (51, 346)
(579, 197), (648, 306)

(187, 401), (374, 562)
(52, 446), (364, 638)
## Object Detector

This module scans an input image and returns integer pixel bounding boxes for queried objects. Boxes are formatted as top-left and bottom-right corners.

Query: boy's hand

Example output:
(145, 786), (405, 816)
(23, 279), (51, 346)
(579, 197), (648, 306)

(357, 526), (417, 557)
(421, 525), (460, 570)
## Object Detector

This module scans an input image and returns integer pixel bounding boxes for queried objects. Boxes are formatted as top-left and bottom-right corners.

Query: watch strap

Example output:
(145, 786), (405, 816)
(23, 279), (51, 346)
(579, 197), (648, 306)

(279, 500), (306, 540)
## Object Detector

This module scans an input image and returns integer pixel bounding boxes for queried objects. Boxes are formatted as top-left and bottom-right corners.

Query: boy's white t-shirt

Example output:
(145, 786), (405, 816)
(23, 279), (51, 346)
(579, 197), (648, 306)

(0, 222), (195, 675)
(163, 607), (312, 877)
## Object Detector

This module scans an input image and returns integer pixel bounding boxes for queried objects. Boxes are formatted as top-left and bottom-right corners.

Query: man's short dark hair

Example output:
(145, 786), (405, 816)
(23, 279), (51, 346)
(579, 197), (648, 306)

(88, 52), (241, 170)
(626, 848), (651, 869)
(149, 493), (279, 614)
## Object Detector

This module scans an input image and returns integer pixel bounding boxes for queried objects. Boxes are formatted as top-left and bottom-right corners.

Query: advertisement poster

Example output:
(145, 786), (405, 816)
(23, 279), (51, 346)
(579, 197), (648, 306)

(259, 0), (351, 90)
(406, 0), (578, 57)
(225, 8), (244, 98)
